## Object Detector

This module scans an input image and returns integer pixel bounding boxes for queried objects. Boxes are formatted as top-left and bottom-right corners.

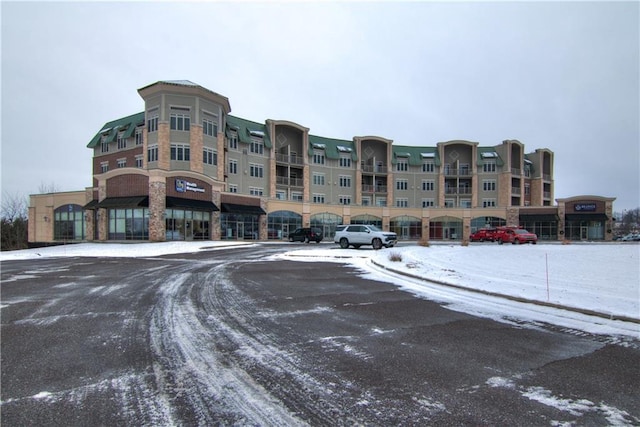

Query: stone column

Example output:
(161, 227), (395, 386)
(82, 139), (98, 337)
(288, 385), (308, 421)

(149, 175), (166, 242)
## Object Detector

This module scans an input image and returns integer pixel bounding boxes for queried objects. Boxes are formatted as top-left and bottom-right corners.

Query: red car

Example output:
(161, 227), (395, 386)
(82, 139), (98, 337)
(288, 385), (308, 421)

(469, 228), (497, 242)
(495, 227), (537, 244)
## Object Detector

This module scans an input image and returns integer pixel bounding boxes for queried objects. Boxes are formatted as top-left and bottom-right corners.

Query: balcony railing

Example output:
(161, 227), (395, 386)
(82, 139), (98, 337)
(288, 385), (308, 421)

(362, 184), (388, 193)
(543, 173), (552, 181)
(361, 164), (388, 174)
(512, 187), (521, 195)
(445, 187), (472, 195)
(276, 176), (304, 187)
(443, 168), (472, 177)
(543, 191), (551, 199)
(276, 153), (304, 165)
(511, 168), (521, 176)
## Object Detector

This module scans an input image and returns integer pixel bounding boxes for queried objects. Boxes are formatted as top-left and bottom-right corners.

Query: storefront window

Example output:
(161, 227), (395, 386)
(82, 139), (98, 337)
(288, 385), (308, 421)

(267, 210), (302, 240)
(310, 212), (343, 239)
(430, 216), (463, 240)
(108, 208), (149, 240)
(221, 213), (259, 240)
(390, 216), (421, 240)
(166, 209), (210, 241)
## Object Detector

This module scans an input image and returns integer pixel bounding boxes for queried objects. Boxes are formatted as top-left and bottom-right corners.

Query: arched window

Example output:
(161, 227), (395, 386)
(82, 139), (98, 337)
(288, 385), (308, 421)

(310, 212), (343, 238)
(430, 216), (463, 240)
(267, 210), (302, 240)
(391, 215), (421, 240)
(54, 204), (85, 241)
(350, 214), (382, 228)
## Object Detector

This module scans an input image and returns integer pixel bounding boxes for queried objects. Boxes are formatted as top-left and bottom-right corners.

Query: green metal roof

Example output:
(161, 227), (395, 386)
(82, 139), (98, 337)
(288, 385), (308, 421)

(391, 145), (440, 166)
(477, 147), (505, 167)
(87, 112), (145, 148)
(308, 134), (358, 161)
(225, 115), (272, 148)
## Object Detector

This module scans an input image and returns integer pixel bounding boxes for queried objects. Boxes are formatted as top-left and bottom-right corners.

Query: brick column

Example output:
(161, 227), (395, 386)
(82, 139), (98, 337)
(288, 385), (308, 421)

(190, 124), (204, 174)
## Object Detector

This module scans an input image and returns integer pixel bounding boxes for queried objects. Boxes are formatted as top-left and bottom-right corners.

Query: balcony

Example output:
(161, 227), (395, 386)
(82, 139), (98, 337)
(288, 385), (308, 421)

(445, 187), (472, 195)
(276, 153), (304, 165)
(512, 187), (521, 195)
(276, 176), (304, 187)
(443, 168), (471, 177)
(362, 184), (388, 193)
(361, 164), (388, 174)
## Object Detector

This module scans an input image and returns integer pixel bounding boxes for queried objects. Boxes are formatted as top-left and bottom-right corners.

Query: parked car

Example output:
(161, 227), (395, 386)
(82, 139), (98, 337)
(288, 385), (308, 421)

(495, 227), (537, 244)
(334, 224), (397, 249)
(469, 228), (497, 242)
(288, 227), (323, 243)
(620, 233), (640, 241)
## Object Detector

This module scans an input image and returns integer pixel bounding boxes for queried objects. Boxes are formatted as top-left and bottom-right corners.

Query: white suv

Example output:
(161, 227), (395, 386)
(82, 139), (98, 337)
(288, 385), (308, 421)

(334, 224), (398, 250)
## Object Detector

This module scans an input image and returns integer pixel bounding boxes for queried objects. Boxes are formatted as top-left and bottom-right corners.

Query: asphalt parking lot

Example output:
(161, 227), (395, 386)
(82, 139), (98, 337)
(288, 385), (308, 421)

(1, 244), (639, 426)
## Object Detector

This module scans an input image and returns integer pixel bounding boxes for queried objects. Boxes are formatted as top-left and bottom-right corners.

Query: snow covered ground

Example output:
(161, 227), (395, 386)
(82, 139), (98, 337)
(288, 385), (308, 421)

(2, 241), (638, 339)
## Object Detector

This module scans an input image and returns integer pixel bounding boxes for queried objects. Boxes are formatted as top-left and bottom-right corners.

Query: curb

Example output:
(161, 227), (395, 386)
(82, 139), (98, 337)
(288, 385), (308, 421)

(369, 259), (640, 325)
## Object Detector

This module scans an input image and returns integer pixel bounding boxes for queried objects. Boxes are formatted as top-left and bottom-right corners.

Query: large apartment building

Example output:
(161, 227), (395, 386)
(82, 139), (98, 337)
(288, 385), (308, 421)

(28, 80), (616, 244)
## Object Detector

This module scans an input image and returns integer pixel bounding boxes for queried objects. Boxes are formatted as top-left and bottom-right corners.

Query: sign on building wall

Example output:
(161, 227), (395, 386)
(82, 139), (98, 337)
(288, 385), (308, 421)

(176, 179), (205, 193)
(574, 203), (597, 212)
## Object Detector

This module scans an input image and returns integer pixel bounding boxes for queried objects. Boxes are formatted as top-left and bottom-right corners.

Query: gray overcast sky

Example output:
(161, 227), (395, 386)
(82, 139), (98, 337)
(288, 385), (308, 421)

(2, 1), (639, 212)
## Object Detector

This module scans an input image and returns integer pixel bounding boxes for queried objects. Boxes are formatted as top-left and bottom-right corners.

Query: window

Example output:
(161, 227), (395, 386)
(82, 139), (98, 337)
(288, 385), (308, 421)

(524, 184), (531, 195)
(170, 110), (191, 131)
(339, 156), (351, 168)
(483, 180), (496, 191)
(445, 199), (455, 208)
(422, 198), (435, 208)
(312, 173), (325, 186)
(101, 140), (109, 153)
(396, 198), (409, 207)
(203, 147), (217, 166)
(422, 180), (435, 191)
(229, 159), (238, 174)
(396, 179), (408, 191)
(117, 132), (127, 150)
(422, 161), (434, 173)
(376, 197), (387, 207)
(249, 187), (263, 196)
(203, 117), (218, 137)
(147, 144), (158, 162)
(228, 184), (238, 193)
(147, 114), (158, 133)
(460, 199), (472, 208)
(250, 163), (264, 178)
(313, 151), (325, 165)
(396, 160), (408, 172)
(362, 197), (371, 206)
(100, 162), (109, 173)
(276, 191), (286, 200)
(135, 129), (143, 145)
(135, 155), (143, 168)
(483, 160), (496, 173)
(170, 144), (190, 161)
(339, 175), (351, 188)
(291, 192), (303, 201)
(117, 158), (126, 168)
(339, 195), (352, 205)
(313, 194), (325, 203)
(250, 138), (264, 155)
(483, 198), (497, 207)
(228, 132), (238, 150)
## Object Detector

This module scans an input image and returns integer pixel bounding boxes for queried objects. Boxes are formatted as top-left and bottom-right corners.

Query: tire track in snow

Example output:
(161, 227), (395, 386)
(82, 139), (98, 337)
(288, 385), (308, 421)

(149, 262), (308, 425)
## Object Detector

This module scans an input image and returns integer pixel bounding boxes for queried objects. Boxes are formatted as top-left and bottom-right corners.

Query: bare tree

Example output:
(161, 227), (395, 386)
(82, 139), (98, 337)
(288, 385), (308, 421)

(1, 191), (29, 250)
(38, 181), (61, 194)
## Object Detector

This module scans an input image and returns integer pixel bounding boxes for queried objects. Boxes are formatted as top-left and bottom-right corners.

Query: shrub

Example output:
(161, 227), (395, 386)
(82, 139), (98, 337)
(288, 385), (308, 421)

(388, 251), (403, 262)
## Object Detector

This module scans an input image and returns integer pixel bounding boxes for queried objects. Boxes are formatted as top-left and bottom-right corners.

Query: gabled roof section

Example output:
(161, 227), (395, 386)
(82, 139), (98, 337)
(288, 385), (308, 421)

(477, 146), (505, 167)
(225, 115), (272, 148)
(392, 145), (440, 166)
(308, 134), (357, 161)
(87, 112), (145, 148)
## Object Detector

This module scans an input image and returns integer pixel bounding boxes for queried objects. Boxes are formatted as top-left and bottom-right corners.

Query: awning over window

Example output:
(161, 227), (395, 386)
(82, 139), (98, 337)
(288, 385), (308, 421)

(565, 213), (609, 222)
(88, 196), (149, 208)
(166, 196), (219, 211)
(221, 203), (266, 214)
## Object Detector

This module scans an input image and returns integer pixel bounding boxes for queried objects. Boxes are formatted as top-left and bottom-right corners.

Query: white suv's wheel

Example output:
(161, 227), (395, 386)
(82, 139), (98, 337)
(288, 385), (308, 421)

(339, 238), (349, 249)
(372, 238), (382, 250)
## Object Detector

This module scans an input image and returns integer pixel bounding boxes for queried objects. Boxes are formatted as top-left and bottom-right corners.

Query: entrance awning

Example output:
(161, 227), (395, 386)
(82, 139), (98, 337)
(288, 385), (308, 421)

(221, 203), (266, 214)
(83, 200), (99, 209)
(94, 196), (149, 208)
(166, 196), (219, 211)
(565, 213), (609, 221)
(519, 214), (559, 221)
